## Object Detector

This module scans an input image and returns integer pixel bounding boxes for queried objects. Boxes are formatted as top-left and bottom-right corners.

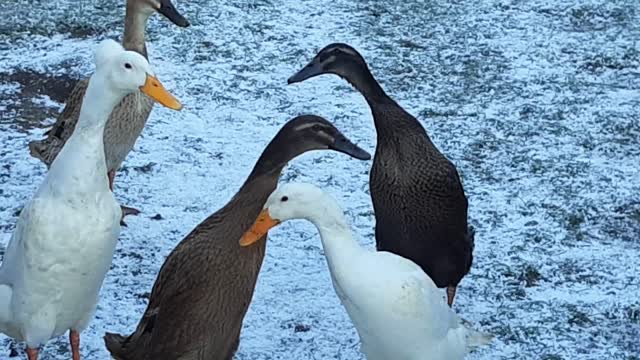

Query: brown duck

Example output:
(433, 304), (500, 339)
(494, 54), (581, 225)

(288, 43), (474, 307)
(28, 0), (189, 222)
(104, 115), (370, 360)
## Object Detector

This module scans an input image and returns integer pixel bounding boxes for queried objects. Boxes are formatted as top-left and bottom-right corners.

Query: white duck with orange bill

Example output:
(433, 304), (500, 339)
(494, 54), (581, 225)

(240, 183), (493, 360)
(0, 39), (181, 360)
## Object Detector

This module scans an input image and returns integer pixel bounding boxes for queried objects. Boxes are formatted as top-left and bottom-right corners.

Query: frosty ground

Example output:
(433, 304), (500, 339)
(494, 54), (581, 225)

(0, 0), (639, 359)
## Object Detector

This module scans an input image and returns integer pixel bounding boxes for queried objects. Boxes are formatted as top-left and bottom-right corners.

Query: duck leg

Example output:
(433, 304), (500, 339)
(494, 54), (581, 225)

(107, 170), (116, 191)
(446, 285), (457, 307)
(26, 347), (38, 360)
(108, 170), (141, 226)
(69, 330), (80, 360)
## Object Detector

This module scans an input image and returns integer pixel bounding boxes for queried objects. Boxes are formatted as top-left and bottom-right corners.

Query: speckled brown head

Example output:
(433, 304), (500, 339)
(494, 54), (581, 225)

(287, 43), (368, 84)
(268, 115), (371, 162)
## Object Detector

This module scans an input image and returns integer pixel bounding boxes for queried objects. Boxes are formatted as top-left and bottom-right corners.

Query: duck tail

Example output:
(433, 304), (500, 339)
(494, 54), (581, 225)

(28, 139), (46, 161)
(104, 332), (131, 360)
(464, 225), (476, 272)
(460, 317), (493, 350)
(466, 328), (493, 350)
(27, 139), (55, 168)
(467, 225), (476, 251)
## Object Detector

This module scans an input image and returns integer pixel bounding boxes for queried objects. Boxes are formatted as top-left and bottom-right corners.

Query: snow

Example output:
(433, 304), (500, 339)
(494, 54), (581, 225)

(1, 0), (639, 359)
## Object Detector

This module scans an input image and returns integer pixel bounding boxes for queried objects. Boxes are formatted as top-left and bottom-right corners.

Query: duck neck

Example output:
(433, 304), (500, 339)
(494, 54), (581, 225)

(247, 131), (299, 179)
(46, 74), (124, 190)
(346, 64), (394, 108)
(123, 3), (150, 57)
(213, 136), (295, 242)
(74, 75), (123, 135)
(230, 136), (293, 211)
(346, 65), (406, 137)
(308, 203), (362, 271)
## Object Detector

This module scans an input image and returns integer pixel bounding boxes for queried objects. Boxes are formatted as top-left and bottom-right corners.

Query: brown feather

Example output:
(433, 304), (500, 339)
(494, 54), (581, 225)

(27, 0), (156, 173)
(104, 115), (369, 360)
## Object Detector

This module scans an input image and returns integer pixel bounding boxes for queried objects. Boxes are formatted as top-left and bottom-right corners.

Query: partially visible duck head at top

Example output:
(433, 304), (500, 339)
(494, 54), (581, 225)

(130, 0), (190, 27)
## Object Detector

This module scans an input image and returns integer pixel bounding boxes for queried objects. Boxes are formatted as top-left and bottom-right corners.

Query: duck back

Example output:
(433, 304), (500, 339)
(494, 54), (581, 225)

(369, 103), (473, 289)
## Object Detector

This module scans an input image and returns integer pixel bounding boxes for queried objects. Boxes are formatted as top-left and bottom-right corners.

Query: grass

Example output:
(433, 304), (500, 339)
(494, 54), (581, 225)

(0, 0), (639, 358)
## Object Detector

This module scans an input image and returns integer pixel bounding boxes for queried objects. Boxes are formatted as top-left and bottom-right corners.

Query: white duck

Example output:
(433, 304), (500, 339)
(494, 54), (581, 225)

(240, 183), (493, 360)
(0, 39), (181, 360)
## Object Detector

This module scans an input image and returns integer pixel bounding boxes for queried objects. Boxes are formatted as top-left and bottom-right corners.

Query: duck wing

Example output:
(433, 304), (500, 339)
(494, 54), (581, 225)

(372, 155), (473, 287)
(0, 199), (39, 284)
(369, 251), (455, 332)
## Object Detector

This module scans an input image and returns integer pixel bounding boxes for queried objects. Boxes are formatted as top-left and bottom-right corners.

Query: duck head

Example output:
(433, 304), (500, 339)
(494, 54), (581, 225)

(130, 0), (190, 27)
(287, 43), (368, 84)
(272, 115), (371, 161)
(240, 183), (334, 246)
(96, 39), (182, 110)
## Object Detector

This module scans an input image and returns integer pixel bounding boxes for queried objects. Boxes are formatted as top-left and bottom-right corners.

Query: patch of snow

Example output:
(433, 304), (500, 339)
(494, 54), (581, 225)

(0, 0), (638, 359)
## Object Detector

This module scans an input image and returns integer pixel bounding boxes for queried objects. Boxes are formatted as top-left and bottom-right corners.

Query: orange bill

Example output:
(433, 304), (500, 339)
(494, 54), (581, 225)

(139, 74), (183, 110)
(239, 209), (281, 247)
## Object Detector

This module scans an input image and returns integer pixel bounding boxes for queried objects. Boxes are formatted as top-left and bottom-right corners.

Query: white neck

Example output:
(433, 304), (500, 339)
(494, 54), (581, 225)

(304, 199), (363, 271)
(75, 74), (123, 133)
(44, 73), (124, 191)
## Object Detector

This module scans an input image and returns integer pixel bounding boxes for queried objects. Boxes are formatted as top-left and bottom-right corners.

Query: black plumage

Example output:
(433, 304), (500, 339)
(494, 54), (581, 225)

(288, 43), (475, 306)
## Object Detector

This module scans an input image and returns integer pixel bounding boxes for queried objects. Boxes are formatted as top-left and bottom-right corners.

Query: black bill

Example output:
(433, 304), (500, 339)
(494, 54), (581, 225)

(158, 0), (190, 27)
(330, 134), (371, 161)
(287, 60), (323, 84)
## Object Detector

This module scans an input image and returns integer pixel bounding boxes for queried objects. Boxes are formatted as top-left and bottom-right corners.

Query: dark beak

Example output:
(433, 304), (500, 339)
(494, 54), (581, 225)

(287, 60), (324, 84)
(330, 135), (371, 161)
(158, 0), (190, 27)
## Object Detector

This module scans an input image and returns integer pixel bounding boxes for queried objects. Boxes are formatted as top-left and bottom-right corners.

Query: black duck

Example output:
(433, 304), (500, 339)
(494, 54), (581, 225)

(288, 43), (474, 307)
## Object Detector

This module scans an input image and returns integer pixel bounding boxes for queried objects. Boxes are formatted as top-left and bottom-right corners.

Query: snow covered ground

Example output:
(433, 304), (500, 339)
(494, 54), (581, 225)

(1, 0), (639, 358)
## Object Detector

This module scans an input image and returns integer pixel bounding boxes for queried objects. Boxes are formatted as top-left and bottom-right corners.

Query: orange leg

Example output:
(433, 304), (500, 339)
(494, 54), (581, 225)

(446, 285), (457, 307)
(26, 347), (38, 360)
(70, 330), (80, 360)
(107, 170), (116, 191)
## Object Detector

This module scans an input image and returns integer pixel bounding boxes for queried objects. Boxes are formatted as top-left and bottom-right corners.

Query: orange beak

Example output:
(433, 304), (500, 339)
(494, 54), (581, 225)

(239, 209), (281, 247)
(139, 74), (183, 110)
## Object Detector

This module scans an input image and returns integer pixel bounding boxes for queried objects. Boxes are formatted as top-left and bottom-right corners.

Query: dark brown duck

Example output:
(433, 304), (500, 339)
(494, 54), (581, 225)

(288, 43), (474, 307)
(104, 115), (370, 360)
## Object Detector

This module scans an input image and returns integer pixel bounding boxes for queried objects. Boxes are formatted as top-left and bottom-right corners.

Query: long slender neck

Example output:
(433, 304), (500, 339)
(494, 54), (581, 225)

(308, 201), (362, 270)
(210, 135), (299, 242)
(75, 74), (123, 134)
(45, 74), (124, 190)
(345, 64), (412, 137)
(123, 4), (150, 57)
(246, 132), (298, 179)
(346, 64), (394, 108)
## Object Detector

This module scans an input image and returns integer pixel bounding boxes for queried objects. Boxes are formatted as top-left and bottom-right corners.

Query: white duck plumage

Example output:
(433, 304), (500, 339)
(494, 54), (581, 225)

(241, 183), (493, 360)
(0, 39), (181, 358)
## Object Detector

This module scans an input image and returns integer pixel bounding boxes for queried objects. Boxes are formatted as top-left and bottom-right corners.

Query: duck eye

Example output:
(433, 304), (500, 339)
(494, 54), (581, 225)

(124, 63), (132, 69)
(281, 196), (288, 202)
